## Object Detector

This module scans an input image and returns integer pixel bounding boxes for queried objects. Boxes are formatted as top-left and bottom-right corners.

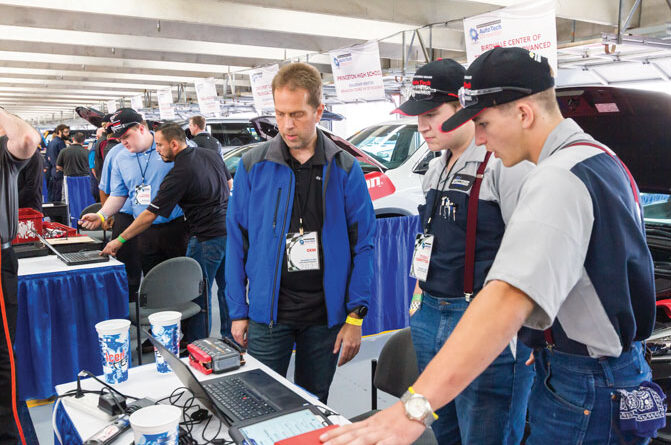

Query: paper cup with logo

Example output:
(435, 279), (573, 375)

(130, 404), (181, 445)
(95, 319), (131, 384)
(148, 311), (181, 373)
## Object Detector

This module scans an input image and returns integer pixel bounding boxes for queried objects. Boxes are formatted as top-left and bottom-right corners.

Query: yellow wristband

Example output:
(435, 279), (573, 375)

(345, 316), (363, 327)
(96, 211), (105, 224)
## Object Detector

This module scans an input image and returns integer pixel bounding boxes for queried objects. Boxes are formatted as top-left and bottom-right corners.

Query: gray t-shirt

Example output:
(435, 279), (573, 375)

(56, 144), (89, 176)
(0, 136), (29, 244)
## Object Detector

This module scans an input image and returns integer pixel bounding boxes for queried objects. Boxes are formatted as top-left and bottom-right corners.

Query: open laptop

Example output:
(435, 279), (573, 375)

(146, 333), (310, 426)
(36, 232), (109, 266)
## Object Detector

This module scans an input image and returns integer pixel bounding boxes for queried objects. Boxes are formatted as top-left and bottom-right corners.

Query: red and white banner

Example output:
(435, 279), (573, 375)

(463, 0), (557, 72)
(249, 65), (279, 114)
(194, 77), (221, 117)
(364, 171), (396, 201)
(330, 41), (386, 102)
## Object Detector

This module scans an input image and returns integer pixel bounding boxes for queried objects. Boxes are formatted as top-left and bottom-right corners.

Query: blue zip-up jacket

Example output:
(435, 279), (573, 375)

(225, 130), (376, 327)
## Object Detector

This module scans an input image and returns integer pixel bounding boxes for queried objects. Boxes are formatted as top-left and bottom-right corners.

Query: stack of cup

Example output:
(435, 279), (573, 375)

(129, 404), (181, 444)
(94, 319), (131, 384)
(148, 311), (182, 373)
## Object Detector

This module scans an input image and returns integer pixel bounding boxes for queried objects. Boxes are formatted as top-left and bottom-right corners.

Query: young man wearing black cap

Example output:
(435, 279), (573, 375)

(322, 47), (660, 445)
(392, 58), (533, 444)
(81, 108), (188, 276)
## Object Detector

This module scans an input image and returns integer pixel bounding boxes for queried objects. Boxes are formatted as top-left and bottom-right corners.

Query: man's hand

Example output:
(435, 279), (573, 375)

(79, 213), (102, 230)
(232, 319), (249, 348)
(333, 323), (362, 366)
(320, 402), (425, 445)
(101, 239), (123, 257)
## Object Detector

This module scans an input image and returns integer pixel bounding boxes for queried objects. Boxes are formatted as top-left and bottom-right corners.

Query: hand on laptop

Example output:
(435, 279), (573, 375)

(101, 239), (122, 257)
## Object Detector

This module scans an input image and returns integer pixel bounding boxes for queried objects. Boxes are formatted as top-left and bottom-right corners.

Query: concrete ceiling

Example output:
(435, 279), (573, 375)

(0, 0), (670, 124)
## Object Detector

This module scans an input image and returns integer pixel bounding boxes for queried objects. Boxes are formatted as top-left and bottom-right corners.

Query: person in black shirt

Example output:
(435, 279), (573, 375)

(188, 115), (222, 153)
(56, 132), (89, 176)
(17, 149), (43, 212)
(0, 107), (41, 443)
(101, 123), (232, 340)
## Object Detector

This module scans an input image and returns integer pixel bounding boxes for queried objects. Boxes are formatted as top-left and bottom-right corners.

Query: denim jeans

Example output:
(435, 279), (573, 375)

(247, 321), (341, 404)
(410, 292), (534, 445)
(184, 235), (229, 342)
(527, 342), (652, 445)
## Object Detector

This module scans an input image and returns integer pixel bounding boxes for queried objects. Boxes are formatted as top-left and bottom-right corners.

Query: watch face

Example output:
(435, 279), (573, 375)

(406, 397), (428, 419)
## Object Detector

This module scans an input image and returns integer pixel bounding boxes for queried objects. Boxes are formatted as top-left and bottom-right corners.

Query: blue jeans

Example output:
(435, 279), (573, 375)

(247, 321), (341, 404)
(527, 342), (652, 445)
(410, 292), (534, 445)
(184, 236), (230, 342)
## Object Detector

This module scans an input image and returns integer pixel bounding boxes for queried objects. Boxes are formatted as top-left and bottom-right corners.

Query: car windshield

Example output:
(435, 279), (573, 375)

(348, 124), (423, 169)
(210, 122), (263, 147)
(643, 194), (671, 224)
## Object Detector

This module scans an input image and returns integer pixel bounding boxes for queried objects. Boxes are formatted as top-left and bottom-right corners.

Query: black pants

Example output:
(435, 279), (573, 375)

(137, 217), (188, 274)
(112, 213), (142, 301)
(0, 247), (19, 442)
(47, 171), (62, 203)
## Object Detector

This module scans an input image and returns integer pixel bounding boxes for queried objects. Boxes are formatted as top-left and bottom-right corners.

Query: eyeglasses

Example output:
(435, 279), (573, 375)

(458, 86), (532, 108)
(408, 84), (458, 101)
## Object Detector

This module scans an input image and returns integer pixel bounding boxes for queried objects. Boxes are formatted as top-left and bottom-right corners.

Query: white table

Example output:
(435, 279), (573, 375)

(54, 355), (348, 444)
(18, 253), (123, 276)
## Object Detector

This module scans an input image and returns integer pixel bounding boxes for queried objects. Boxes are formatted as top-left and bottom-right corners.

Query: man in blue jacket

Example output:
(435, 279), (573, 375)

(226, 62), (376, 404)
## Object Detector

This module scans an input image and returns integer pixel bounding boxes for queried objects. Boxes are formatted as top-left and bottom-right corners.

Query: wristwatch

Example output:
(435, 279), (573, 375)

(400, 387), (437, 427)
(349, 305), (368, 318)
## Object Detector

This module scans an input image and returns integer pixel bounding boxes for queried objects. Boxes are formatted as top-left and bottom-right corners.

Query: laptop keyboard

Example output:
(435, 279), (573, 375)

(206, 376), (277, 420)
(62, 251), (106, 263)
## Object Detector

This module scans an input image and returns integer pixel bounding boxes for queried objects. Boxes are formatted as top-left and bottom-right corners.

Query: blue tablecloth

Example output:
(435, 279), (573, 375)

(363, 215), (420, 336)
(65, 175), (95, 227)
(16, 262), (128, 400)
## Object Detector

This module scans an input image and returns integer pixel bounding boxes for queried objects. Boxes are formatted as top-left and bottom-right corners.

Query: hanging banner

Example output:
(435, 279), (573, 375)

(330, 41), (385, 102)
(194, 77), (221, 117)
(463, 0), (557, 72)
(130, 95), (144, 111)
(248, 65), (279, 114)
(156, 87), (176, 120)
(106, 100), (117, 113)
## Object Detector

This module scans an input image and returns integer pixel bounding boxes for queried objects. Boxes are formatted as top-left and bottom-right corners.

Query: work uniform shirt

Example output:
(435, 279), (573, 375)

(486, 119), (655, 358)
(56, 144), (89, 176)
(147, 146), (230, 240)
(109, 135), (184, 224)
(277, 135), (327, 326)
(191, 132), (222, 152)
(418, 141), (532, 299)
(0, 136), (29, 243)
(99, 143), (133, 215)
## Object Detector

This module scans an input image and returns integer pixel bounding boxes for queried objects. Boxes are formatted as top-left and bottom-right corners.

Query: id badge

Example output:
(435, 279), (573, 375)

(410, 233), (434, 282)
(135, 184), (152, 205)
(286, 231), (320, 272)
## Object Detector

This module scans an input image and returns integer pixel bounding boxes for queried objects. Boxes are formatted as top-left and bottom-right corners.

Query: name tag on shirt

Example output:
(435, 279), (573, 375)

(449, 174), (475, 192)
(134, 184), (152, 205)
(410, 233), (434, 282)
(286, 231), (320, 272)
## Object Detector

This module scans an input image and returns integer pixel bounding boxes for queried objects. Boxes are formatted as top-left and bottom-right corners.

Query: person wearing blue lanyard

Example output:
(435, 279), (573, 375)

(322, 47), (662, 445)
(390, 58), (534, 444)
(81, 108), (187, 276)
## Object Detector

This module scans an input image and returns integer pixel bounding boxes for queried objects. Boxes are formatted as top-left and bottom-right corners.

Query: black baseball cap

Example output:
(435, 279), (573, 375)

(441, 47), (555, 133)
(392, 59), (464, 116)
(109, 108), (143, 137)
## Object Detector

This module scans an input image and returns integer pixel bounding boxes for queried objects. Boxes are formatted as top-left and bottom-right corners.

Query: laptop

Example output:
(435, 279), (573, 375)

(146, 333), (310, 426)
(36, 232), (109, 266)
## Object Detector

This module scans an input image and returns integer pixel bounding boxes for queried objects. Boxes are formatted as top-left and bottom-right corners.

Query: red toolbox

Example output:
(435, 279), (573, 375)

(12, 208), (43, 244)
(42, 221), (78, 239)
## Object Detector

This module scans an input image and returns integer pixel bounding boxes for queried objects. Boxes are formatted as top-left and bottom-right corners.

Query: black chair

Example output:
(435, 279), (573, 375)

(349, 328), (438, 445)
(130, 256), (207, 365)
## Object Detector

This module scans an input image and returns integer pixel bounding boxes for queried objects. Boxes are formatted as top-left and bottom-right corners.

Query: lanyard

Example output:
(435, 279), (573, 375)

(290, 157), (314, 236)
(135, 148), (153, 185)
(424, 151), (454, 234)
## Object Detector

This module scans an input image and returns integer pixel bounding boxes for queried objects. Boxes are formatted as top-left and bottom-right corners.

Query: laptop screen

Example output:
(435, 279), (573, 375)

(145, 332), (221, 418)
